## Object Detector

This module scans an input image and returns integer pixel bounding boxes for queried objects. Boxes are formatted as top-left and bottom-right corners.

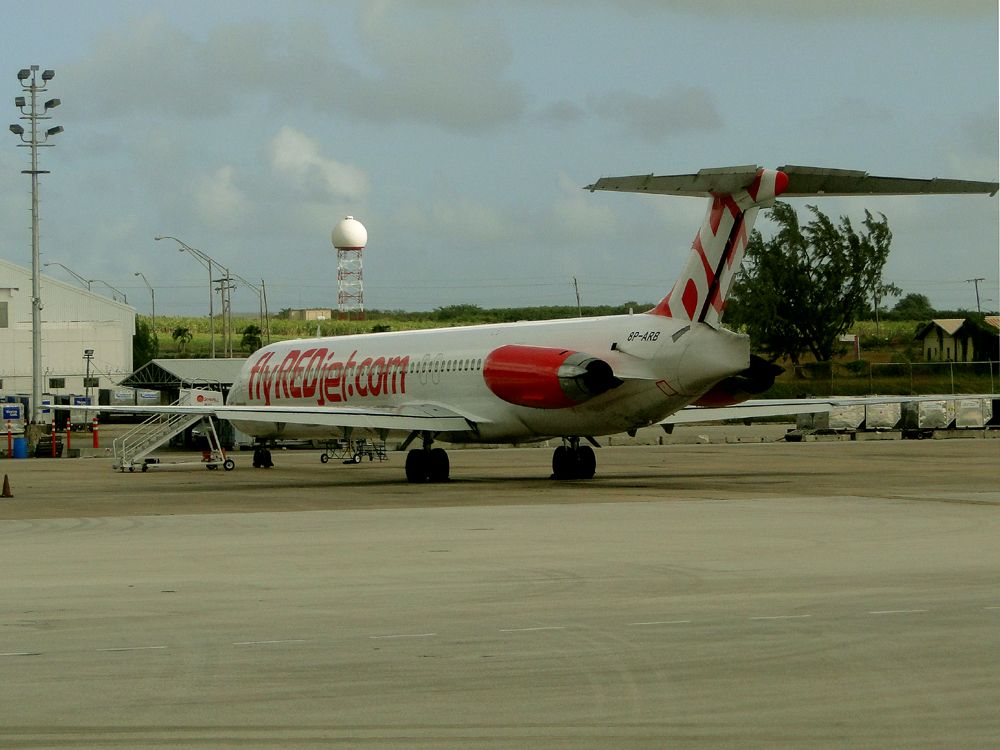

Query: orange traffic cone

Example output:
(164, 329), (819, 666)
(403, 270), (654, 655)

(1, 474), (11, 498)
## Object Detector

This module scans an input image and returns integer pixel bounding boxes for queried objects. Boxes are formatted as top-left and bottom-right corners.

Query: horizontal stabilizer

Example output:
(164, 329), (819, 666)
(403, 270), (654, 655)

(586, 165), (998, 198)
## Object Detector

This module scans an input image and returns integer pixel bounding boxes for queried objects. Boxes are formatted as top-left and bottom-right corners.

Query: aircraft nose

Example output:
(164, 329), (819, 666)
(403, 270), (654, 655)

(675, 326), (750, 395)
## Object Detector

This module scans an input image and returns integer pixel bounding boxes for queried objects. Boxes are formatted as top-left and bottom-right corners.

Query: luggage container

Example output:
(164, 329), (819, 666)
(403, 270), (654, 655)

(865, 402), (902, 430)
(2, 402), (25, 434)
(829, 404), (866, 430)
(70, 395), (92, 428)
(136, 389), (162, 406)
(901, 400), (955, 432)
(795, 402), (865, 432)
(37, 394), (55, 426)
(954, 398), (992, 429)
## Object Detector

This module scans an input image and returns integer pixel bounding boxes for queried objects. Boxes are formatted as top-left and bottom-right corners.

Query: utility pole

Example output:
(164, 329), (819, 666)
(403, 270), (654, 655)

(10, 66), (63, 424)
(573, 276), (582, 317)
(214, 272), (234, 357)
(966, 277), (984, 314)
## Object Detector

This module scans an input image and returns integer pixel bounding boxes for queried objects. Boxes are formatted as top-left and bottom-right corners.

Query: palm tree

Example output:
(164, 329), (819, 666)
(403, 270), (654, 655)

(172, 326), (194, 354)
(240, 324), (263, 352)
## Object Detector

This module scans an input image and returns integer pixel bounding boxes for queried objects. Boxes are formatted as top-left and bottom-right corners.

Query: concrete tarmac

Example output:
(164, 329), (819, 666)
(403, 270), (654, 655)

(1, 435), (998, 748)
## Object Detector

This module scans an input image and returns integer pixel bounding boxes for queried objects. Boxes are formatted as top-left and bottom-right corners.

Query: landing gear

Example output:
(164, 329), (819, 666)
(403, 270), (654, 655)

(252, 445), (273, 469)
(405, 446), (450, 483)
(403, 432), (450, 483)
(551, 438), (596, 480)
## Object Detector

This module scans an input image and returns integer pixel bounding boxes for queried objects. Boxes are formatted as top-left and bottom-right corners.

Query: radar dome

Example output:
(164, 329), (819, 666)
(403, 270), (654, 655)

(331, 216), (367, 249)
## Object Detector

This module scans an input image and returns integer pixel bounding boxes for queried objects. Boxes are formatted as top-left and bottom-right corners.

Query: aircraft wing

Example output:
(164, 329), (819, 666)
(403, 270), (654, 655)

(662, 394), (999, 425)
(85, 403), (478, 433)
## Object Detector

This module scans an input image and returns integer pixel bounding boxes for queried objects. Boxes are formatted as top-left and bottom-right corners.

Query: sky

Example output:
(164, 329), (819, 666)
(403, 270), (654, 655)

(1, 0), (997, 319)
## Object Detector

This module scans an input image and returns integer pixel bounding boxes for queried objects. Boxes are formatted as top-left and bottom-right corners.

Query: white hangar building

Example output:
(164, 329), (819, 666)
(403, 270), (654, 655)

(0, 257), (135, 399)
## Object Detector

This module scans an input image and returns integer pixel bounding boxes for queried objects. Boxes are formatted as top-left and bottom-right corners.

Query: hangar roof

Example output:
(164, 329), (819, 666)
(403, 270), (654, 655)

(120, 358), (246, 389)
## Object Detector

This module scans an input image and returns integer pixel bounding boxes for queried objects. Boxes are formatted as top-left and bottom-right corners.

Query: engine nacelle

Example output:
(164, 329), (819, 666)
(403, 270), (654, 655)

(483, 345), (622, 409)
(693, 355), (784, 407)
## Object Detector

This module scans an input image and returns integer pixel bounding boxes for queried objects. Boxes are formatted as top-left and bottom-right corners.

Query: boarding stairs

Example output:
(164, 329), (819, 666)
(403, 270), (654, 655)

(112, 402), (203, 472)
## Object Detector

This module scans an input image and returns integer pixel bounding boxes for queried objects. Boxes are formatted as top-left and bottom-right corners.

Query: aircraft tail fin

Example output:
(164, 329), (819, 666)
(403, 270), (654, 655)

(586, 166), (998, 326)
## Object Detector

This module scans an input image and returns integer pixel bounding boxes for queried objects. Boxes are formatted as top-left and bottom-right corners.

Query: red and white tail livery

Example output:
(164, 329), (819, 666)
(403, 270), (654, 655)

(648, 167), (787, 324)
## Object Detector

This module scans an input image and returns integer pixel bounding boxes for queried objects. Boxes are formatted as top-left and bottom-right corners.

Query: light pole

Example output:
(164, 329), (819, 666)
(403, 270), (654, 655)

(155, 235), (220, 357)
(134, 271), (156, 336)
(10, 65), (62, 424)
(83, 348), (94, 403)
(43, 261), (90, 290)
(89, 278), (127, 304)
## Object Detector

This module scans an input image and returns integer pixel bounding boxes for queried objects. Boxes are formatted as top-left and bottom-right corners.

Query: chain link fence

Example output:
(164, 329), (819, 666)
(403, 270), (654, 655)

(774, 360), (998, 397)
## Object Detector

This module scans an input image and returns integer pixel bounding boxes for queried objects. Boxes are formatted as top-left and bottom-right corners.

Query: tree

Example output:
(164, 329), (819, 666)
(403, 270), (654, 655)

(240, 324), (263, 352)
(890, 292), (935, 321)
(172, 326), (193, 354)
(727, 201), (893, 365)
(133, 316), (159, 368)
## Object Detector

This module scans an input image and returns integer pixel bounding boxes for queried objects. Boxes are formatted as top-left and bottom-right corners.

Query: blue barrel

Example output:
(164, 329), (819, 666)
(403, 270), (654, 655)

(12, 437), (28, 459)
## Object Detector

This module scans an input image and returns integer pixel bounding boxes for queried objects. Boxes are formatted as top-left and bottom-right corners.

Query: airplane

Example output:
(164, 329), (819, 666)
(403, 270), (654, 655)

(102, 165), (999, 482)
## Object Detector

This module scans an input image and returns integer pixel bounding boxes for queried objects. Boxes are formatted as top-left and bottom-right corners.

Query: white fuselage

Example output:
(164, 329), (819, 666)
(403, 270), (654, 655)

(226, 313), (750, 443)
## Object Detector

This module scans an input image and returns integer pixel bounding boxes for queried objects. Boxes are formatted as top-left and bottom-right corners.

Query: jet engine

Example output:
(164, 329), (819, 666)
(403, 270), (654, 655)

(483, 345), (622, 409)
(692, 355), (784, 407)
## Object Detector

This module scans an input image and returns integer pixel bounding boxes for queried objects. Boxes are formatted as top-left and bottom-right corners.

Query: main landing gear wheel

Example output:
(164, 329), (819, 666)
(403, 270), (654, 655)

(552, 443), (596, 480)
(405, 447), (450, 483)
(252, 446), (274, 469)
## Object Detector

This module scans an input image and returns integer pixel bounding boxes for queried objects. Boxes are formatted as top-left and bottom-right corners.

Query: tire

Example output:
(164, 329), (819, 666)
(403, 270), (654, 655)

(207, 463), (218, 470)
(576, 445), (596, 479)
(428, 448), (450, 482)
(320, 453), (329, 464)
(405, 449), (428, 483)
(223, 459), (235, 471)
(552, 445), (572, 479)
(352, 453), (363, 464)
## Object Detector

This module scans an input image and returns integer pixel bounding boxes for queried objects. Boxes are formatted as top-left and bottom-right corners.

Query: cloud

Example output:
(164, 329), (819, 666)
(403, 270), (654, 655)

(549, 173), (620, 243)
(192, 166), (251, 231)
(610, 0), (995, 19)
(67, 7), (524, 133)
(588, 87), (723, 141)
(390, 196), (513, 246)
(350, 0), (525, 131)
(269, 127), (371, 202)
(538, 100), (587, 125)
(69, 13), (252, 120)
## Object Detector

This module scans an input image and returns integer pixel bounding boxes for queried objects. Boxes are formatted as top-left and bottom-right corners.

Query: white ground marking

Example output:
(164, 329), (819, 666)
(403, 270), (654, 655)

(96, 645), (168, 652)
(629, 620), (693, 626)
(369, 633), (437, 640)
(1, 652), (40, 657)
(498, 626), (567, 632)
(750, 615), (813, 620)
(868, 609), (929, 615)
(232, 639), (308, 646)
